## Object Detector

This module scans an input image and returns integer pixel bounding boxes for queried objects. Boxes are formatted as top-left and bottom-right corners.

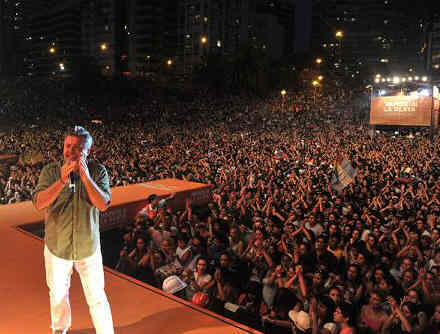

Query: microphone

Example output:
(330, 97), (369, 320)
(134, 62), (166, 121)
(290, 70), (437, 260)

(69, 173), (77, 192)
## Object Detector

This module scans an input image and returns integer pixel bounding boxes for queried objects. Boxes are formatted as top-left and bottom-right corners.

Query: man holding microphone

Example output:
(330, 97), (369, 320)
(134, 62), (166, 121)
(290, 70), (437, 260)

(33, 126), (114, 334)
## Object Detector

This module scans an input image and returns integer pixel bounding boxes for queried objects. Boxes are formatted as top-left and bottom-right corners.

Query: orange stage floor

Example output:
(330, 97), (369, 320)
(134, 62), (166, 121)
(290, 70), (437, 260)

(0, 179), (261, 334)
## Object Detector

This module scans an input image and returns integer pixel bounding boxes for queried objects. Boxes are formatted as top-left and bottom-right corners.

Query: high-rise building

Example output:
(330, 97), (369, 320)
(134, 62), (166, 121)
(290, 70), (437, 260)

(13, 0), (178, 77)
(0, 0), (26, 75)
(177, 0), (296, 75)
(311, 0), (423, 77)
(23, 1), (82, 76)
(422, 12), (440, 82)
(126, 0), (179, 76)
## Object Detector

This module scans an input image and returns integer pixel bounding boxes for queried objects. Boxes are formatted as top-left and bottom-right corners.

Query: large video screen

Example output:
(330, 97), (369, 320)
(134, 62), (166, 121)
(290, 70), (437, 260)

(370, 96), (432, 126)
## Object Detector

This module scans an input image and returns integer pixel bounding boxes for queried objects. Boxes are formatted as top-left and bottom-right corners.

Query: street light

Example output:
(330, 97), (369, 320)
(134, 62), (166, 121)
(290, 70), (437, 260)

(59, 63), (65, 71)
(100, 43), (108, 51)
(312, 80), (320, 104)
(335, 30), (344, 39)
(49, 47), (56, 54)
(281, 89), (287, 110)
(167, 59), (173, 66)
(316, 58), (322, 64)
(318, 75), (323, 81)
(201, 36), (207, 44)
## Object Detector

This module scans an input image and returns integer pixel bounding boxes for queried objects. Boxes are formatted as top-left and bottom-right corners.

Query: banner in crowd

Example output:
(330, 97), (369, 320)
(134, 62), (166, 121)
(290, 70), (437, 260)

(331, 159), (357, 191)
(370, 96), (433, 126)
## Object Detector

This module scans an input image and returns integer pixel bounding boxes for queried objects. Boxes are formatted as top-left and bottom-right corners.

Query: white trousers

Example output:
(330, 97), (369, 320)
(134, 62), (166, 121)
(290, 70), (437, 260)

(44, 245), (114, 334)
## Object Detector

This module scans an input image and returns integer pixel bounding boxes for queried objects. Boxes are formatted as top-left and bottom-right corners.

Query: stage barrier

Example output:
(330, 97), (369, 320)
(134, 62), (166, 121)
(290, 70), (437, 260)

(0, 179), (213, 231)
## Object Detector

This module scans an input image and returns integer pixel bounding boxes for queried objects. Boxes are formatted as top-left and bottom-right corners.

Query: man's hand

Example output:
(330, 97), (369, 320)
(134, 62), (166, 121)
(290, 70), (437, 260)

(61, 161), (76, 184)
(78, 155), (90, 180)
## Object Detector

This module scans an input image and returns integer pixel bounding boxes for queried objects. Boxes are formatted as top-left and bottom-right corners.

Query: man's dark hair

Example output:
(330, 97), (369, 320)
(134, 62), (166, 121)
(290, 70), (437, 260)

(65, 126), (93, 151)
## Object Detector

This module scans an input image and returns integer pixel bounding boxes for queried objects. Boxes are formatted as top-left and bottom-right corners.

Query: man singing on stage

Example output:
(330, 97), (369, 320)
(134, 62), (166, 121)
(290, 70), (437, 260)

(33, 126), (114, 334)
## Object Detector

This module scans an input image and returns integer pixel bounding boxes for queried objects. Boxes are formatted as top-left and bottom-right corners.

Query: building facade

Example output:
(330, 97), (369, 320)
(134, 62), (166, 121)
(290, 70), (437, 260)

(11, 0), (178, 77)
(177, 0), (296, 75)
(311, 0), (423, 78)
(423, 12), (440, 82)
(0, 0), (26, 75)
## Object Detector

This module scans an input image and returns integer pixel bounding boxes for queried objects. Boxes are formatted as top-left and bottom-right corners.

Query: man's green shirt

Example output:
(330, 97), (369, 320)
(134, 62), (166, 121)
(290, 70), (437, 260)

(32, 160), (111, 260)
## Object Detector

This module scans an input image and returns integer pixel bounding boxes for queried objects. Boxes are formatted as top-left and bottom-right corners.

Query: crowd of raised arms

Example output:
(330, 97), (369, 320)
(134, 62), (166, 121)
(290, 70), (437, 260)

(1, 77), (440, 334)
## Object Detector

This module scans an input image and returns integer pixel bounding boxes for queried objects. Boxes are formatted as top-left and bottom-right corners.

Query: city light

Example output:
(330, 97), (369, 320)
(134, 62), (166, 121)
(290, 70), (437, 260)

(167, 59), (173, 66)
(335, 30), (344, 38)
(393, 76), (400, 84)
(49, 47), (55, 54)
(414, 76), (419, 80)
(316, 58), (322, 64)
(280, 89), (287, 96)
(318, 75), (323, 81)
(59, 63), (65, 71)
(408, 77), (413, 81)
(422, 76), (428, 82)
(217, 40), (222, 47)
(386, 77), (391, 82)
(401, 78), (406, 82)
(379, 90), (386, 96)
(100, 43), (108, 51)
(381, 78), (386, 82)
(312, 80), (319, 87)
(375, 74), (381, 78)
(201, 36), (207, 44)
(374, 78), (380, 83)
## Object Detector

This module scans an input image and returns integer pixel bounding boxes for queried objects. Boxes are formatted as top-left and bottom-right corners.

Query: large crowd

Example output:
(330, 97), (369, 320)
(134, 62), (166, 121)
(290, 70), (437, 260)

(1, 77), (440, 334)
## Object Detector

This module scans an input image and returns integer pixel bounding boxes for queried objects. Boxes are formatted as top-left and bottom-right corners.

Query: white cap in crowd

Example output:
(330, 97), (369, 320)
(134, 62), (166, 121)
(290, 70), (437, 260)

(162, 275), (187, 295)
